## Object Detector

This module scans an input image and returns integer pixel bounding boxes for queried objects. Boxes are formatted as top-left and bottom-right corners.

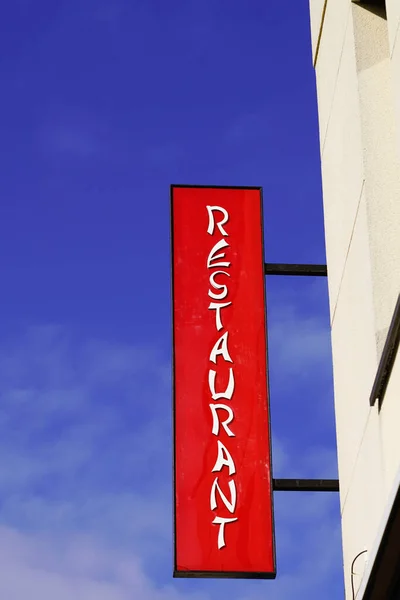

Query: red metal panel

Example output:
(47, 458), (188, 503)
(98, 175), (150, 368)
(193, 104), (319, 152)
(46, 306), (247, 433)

(172, 185), (275, 579)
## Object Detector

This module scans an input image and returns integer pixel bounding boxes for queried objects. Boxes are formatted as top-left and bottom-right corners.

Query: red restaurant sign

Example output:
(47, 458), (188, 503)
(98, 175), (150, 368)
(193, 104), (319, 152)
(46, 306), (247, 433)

(171, 185), (275, 579)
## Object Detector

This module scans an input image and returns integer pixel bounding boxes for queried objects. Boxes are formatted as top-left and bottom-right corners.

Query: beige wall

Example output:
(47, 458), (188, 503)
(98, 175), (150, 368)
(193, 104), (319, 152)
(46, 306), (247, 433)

(309, 0), (400, 597)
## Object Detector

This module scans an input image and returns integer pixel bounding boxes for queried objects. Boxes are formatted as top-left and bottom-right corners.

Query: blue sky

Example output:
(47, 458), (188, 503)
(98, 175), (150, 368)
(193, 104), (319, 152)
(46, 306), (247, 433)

(0, 1), (343, 598)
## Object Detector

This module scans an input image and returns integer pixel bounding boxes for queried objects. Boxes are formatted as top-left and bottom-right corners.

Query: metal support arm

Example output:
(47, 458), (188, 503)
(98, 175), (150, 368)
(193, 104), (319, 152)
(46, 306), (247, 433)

(273, 479), (339, 492)
(265, 263), (327, 277)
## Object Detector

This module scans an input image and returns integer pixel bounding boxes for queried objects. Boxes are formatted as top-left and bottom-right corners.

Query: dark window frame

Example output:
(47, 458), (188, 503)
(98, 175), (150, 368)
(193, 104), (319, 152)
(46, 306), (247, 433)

(370, 294), (400, 408)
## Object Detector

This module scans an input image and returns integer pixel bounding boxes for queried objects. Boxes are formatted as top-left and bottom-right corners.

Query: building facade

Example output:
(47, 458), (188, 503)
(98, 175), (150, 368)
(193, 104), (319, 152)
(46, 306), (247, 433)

(308, 0), (400, 597)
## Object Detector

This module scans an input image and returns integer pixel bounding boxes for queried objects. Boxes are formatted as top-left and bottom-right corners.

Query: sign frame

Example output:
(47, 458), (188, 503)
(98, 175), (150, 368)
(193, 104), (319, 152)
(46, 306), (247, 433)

(171, 184), (276, 580)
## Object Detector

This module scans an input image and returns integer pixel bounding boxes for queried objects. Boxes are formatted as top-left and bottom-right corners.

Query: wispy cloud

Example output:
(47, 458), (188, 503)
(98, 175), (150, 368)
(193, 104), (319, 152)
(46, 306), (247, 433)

(268, 301), (332, 379)
(0, 325), (170, 530)
(0, 526), (210, 600)
(0, 322), (341, 598)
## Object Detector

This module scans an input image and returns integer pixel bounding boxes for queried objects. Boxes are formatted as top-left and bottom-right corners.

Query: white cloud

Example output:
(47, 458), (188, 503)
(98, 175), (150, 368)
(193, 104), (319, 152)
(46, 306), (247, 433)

(272, 435), (338, 479)
(0, 326), (170, 536)
(268, 304), (332, 379)
(0, 324), (342, 599)
(0, 526), (209, 600)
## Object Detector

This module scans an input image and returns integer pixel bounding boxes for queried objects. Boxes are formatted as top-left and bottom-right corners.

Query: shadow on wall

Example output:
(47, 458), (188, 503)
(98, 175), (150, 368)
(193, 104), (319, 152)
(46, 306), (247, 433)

(355, 1), (387, 20)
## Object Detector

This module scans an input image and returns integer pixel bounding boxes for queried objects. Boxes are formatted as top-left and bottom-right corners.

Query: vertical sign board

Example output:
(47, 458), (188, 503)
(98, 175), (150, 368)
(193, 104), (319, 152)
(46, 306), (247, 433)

(171, 185), (275, 579)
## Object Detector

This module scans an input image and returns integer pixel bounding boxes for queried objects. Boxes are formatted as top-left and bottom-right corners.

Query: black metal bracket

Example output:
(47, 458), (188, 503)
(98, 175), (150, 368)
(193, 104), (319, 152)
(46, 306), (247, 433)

(273, 479), (339, 492)
(265, 263), (327, 277)
(370, 294), (400, 407)
(263, 264), (336, 495)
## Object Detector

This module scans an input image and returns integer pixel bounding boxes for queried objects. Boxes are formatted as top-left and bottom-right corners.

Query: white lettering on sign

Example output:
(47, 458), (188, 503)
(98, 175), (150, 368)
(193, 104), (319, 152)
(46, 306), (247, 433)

(212, 440), (236, 475)
(207, 238), (230, 269)
(210, 478), (237, 513)
(209, 332), (233, 364)
(208, 368), (235, 400)
(206, 204), (238, 550)
(212, 516), (238, 550)
(208, 270), (230, 300)
(208, 302), (231, 331)
(206, 206), (229, 237)
(209, 404), (235, 437)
